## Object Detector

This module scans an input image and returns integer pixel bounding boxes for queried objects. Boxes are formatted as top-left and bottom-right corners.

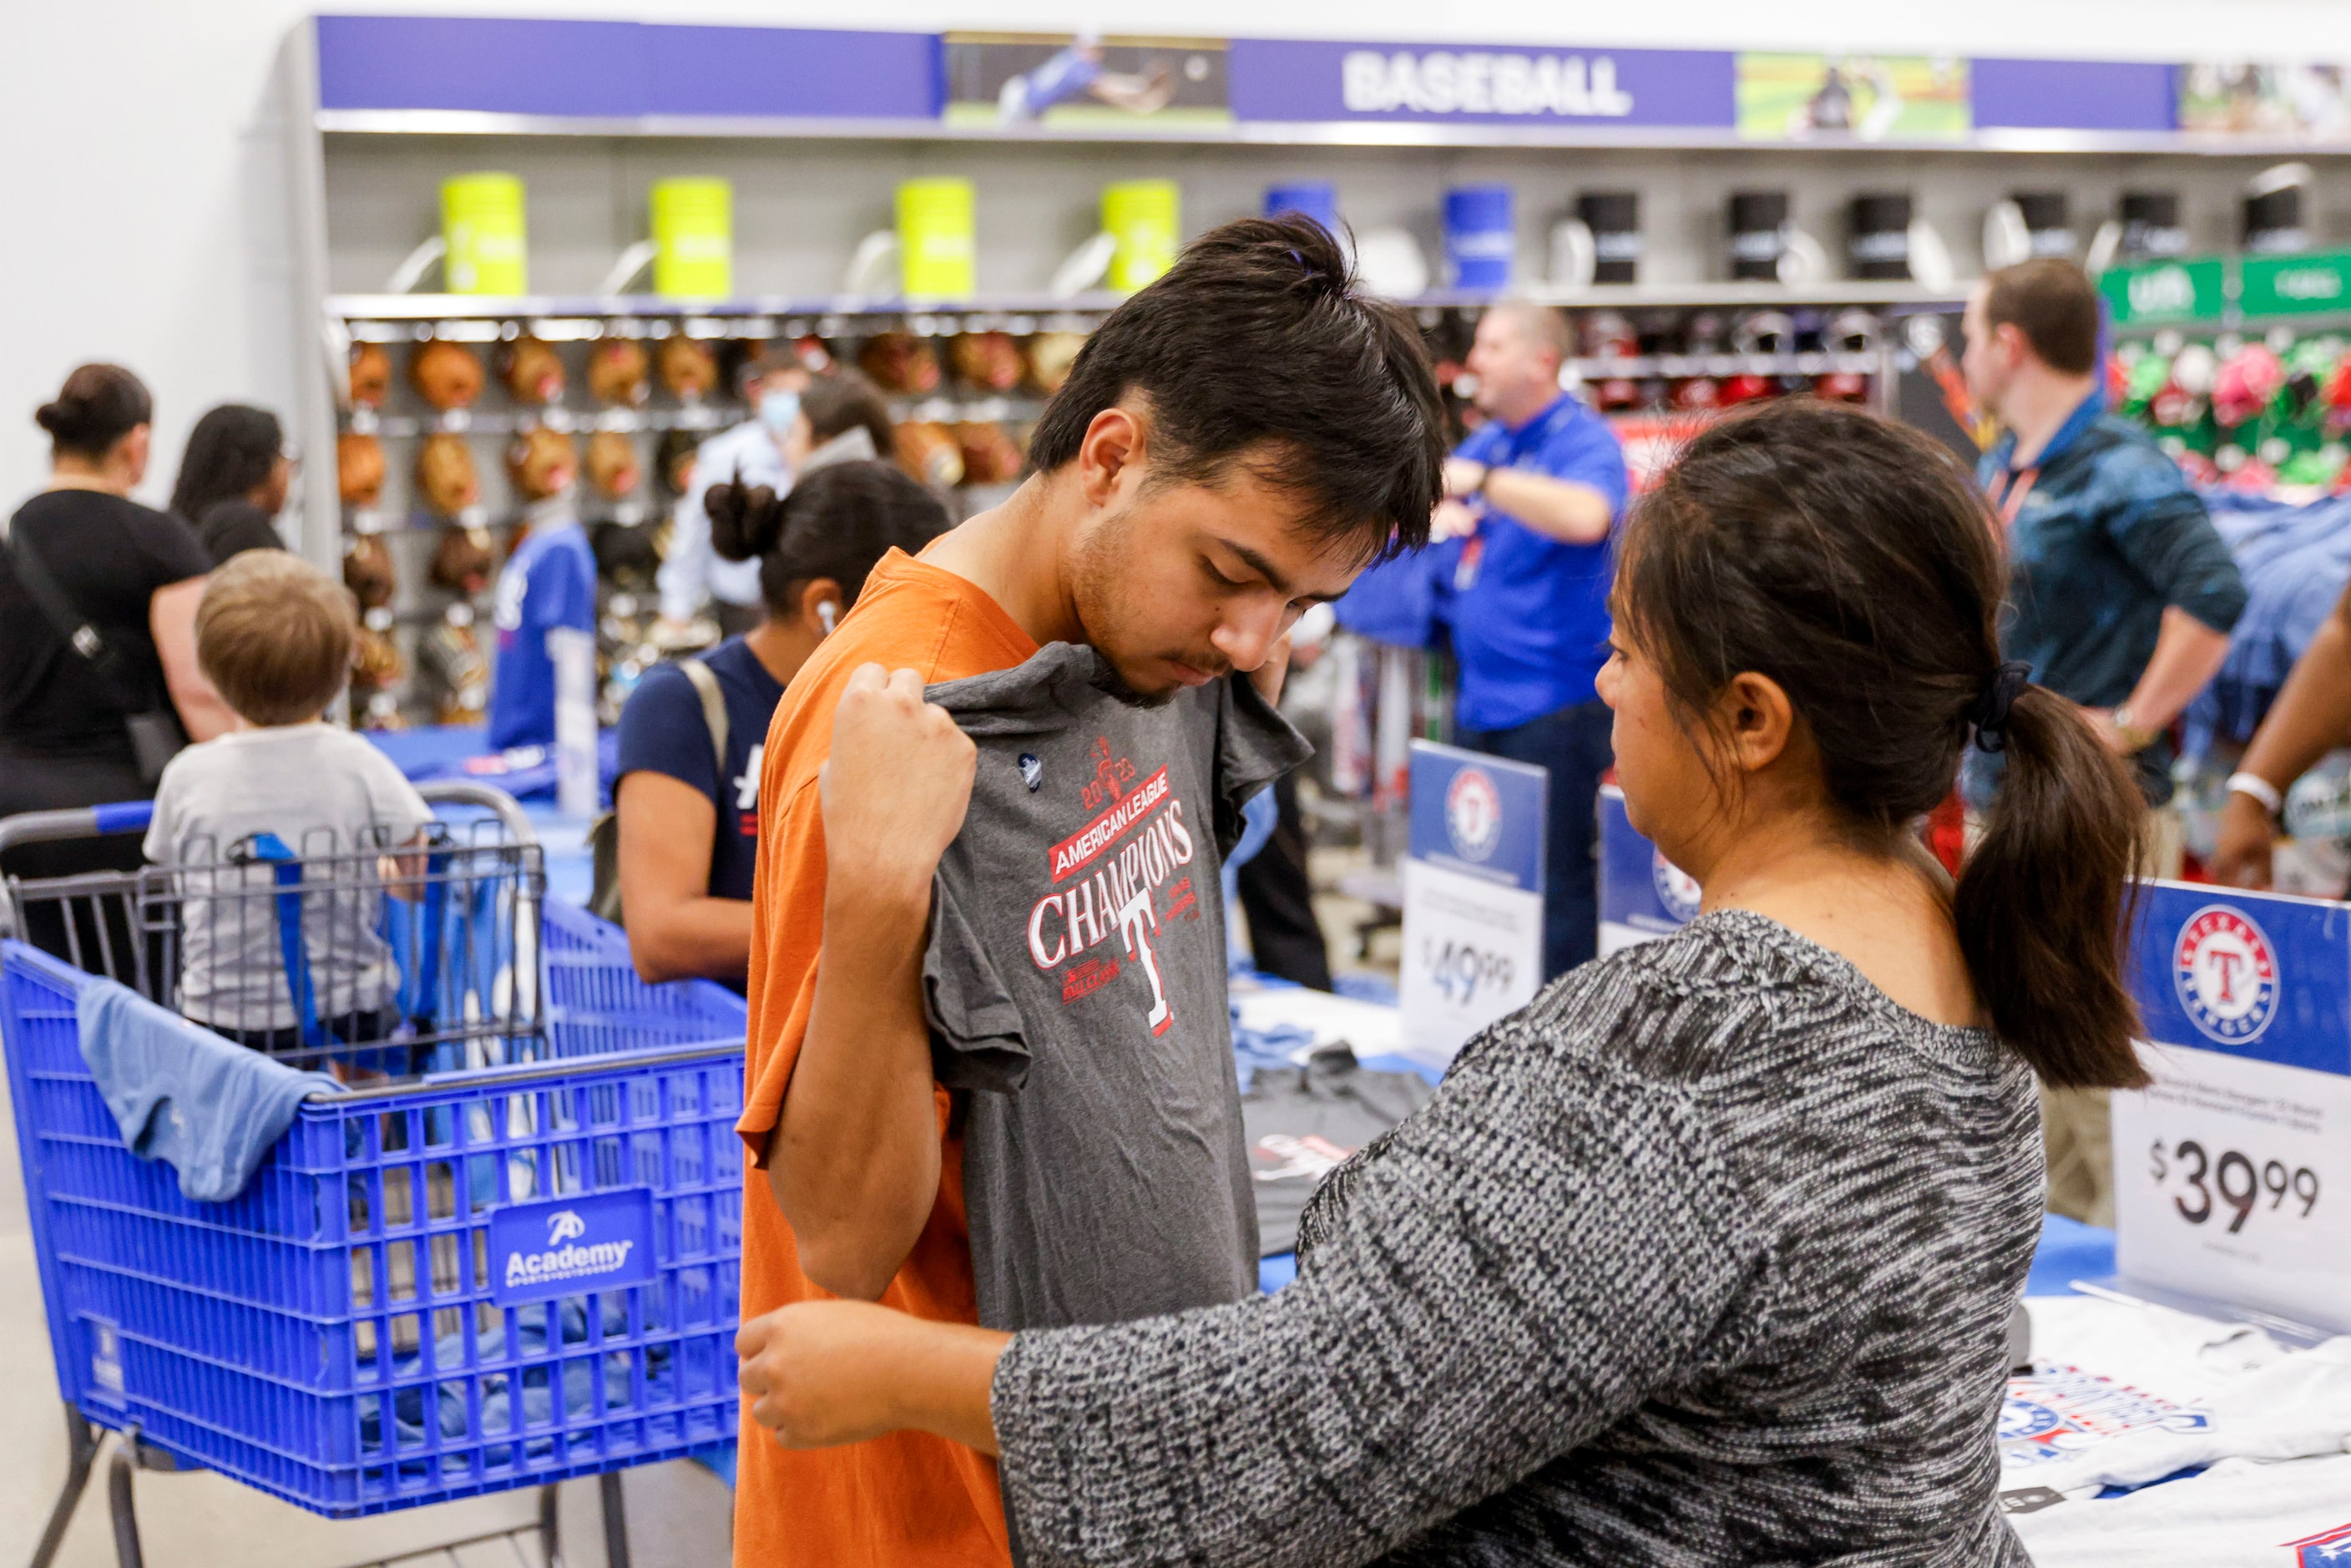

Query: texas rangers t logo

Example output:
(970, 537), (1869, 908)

(1651, 849), (1702, 923)
(2172, 904), (2280, 1044)
(1445, 767), (1503, 862)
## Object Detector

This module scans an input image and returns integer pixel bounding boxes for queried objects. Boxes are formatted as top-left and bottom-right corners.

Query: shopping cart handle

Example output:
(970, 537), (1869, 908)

(0, 799), (153, 853)
(92, 801), (156, 837)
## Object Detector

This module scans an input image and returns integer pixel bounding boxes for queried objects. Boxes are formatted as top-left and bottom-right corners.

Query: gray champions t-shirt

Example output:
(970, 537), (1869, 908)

(923, 642), (1311, 1333)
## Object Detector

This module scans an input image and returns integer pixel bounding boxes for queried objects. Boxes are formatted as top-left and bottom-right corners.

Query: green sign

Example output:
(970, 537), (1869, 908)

(2099, 258), (2228, 326)
(2242, 250), (2351, 317)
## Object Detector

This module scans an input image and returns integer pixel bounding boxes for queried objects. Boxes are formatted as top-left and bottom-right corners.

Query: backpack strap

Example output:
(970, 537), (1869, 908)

(679, 658), (730, 783)
(585, 656), (732, 933)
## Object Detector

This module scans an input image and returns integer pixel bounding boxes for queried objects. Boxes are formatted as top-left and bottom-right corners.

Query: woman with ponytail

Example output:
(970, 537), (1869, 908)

(609, 461), (948, 986)
(733, 398), (2143, 1566)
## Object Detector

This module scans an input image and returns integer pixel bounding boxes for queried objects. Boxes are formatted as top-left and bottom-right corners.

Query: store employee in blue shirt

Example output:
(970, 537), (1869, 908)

(1438, 301), (1631, 977)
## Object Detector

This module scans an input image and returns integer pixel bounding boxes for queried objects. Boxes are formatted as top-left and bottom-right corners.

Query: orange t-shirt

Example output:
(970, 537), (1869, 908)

(734, 549), (1038, 1568)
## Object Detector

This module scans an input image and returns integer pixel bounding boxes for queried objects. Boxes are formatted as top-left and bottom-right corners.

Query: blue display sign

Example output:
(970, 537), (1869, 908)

(1598, 786), (1699, 941)
(487, 1186), (659, 1306)
(1970, 58), (2177, 133)
(316, 17), (944, 120)
(1407, 741), (1546, 892)
(2129, 883), (2351, 1080)
(1229, 38), (1736, 127)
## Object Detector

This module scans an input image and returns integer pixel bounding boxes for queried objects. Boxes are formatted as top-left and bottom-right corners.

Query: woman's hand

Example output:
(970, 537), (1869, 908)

(737, 1300), (1009, 1454)
(737, 1301), (913, 1448)
(819, 664), (976, 903)
(2210, 789), (2278, 889)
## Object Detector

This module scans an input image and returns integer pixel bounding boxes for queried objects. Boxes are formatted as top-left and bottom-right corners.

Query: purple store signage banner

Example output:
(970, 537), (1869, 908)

(315, 16), (2182, 138)
(1228, 38), (1736, 127)
(315, 14), (941, 119)
(1972, 57), (2176, 133)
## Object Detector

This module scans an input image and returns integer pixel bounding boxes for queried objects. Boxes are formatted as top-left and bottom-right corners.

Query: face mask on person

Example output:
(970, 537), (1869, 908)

(758, 388), (801, 434)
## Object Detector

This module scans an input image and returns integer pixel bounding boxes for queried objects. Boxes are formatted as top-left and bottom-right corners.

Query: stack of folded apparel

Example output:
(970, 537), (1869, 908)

(2001, 1292), (2351, 1560)
(1241, 1043), (1434, 1257)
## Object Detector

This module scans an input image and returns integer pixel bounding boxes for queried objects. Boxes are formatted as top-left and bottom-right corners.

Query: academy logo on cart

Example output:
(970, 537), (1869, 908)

(1444, 768), (1503, 862)
(2173, 904), (2280, 1044)
(1651, 850), (1701, 923)
(488, 1188), (658, 1305)
(2286, 1523), (2351, 1566)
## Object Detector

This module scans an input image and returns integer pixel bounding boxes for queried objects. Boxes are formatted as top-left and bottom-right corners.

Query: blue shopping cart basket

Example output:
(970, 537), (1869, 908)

(0, 785), (749, 1568)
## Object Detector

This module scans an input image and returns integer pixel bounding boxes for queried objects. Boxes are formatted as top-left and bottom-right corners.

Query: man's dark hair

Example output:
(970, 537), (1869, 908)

(1984, 259), (2101, 377)
(1026, 215), (1445, 563)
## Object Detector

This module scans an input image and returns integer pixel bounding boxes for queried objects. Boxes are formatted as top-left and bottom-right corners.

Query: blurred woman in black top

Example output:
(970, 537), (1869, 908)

(1, 364), (233, 896)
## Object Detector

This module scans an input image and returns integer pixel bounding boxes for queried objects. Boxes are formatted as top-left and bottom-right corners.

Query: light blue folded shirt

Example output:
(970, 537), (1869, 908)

(76, 976), (344, 1201)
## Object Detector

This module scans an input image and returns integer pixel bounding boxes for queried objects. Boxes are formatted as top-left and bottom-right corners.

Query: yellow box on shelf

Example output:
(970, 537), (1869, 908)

(898, 178), (977, 299)
(651, 178), (733, 299)
(442, 172), (527, 295)
(1103, 180), (1180, 293)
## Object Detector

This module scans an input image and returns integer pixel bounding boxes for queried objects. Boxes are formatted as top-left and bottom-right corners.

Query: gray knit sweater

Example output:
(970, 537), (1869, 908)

(992, 911), (2043, 1566)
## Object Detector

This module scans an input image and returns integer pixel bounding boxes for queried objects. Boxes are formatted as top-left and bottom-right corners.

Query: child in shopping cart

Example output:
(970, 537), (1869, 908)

(141, 551), (433, 1075)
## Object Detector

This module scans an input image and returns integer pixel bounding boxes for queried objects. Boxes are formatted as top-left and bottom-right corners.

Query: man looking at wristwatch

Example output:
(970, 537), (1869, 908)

(1961, 258), (2245, 1224)
(1428, 301), (1629, 978)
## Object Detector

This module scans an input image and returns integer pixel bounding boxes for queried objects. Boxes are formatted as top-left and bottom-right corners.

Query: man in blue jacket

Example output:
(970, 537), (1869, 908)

(1963, 257), (2247, 1227)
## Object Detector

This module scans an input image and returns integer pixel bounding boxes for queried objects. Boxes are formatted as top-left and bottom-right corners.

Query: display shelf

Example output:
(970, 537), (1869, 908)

(311, 108), (2351, 163)
(327, 281), (1964, 332)
(345, 405), (742, 438)
(341, 397), (1046, 438)
(330, 295), (1120, 334)
(1567, 351), (1883, 379)
(2111, 309), (2351, 339)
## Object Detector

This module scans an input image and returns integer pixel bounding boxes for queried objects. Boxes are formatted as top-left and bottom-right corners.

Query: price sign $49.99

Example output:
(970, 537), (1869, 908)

(1419, 935), (1516, 1012)
(2145, 1138), (2320, 1234)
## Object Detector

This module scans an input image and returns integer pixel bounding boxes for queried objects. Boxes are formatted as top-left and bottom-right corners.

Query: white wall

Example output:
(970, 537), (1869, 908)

(11, 0), (2351, 502)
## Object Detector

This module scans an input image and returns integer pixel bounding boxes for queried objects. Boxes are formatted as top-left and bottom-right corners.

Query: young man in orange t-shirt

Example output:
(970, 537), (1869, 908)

(731, 216), (1448, 1568)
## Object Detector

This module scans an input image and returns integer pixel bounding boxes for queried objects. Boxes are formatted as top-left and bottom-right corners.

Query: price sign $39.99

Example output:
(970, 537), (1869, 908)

(2147, 1138), (2320, 1233)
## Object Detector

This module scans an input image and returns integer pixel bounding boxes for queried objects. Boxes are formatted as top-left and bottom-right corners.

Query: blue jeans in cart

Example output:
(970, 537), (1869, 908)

(1459, 696), (1613, 981)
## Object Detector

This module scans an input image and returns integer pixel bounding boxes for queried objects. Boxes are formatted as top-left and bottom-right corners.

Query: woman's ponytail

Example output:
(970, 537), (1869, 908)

(1954, 686), (2151, 1090)
(705, 478), (786, 564)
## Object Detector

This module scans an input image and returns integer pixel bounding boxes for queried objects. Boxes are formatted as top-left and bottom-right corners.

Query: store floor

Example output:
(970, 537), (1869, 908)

(0, 1070), (737, 1568)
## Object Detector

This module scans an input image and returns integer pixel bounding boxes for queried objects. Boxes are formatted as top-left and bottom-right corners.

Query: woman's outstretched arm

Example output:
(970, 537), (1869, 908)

(741, 1009), (1760, 1568)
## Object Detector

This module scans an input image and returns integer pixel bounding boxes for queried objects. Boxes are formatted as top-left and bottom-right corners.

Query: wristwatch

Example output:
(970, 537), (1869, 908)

(2109, 705), (2161, 753)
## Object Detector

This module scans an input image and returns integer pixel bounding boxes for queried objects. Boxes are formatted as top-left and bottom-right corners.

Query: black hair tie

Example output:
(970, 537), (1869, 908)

(1970, 661), (2032, 754)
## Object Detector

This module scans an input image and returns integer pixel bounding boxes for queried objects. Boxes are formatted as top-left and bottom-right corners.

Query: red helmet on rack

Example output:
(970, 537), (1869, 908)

(1671, 377), (1722, 412)
(1592, 377), (1644, 412)
(2212, 342), (2285, 428)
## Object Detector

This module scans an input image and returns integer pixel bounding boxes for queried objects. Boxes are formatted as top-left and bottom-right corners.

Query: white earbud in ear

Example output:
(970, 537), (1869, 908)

(817, 601), (837, 635)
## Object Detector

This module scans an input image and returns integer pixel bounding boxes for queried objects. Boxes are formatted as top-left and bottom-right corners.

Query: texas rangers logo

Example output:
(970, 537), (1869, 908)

(1444, 768), (1503, 862)
(2173, 904), (2279, 1044)
(1651, 850), (1702, 923)
(2286, 1523), (2351, 1565)
(547, 1210), (587, 1247)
